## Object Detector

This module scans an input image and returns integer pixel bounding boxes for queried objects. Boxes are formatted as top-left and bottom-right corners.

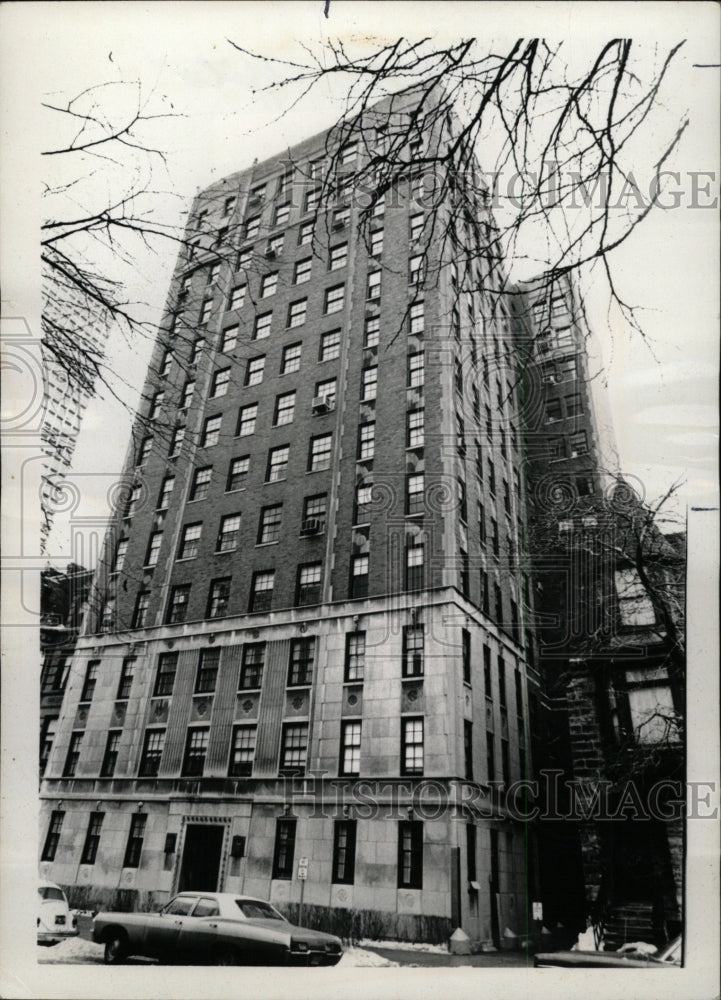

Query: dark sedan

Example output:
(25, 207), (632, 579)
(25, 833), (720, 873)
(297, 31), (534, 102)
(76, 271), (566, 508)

(93, 892), (343, 966)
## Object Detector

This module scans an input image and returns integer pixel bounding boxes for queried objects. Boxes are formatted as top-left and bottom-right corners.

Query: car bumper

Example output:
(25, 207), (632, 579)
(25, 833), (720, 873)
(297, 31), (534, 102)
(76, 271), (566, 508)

(38, 928), (79, 945)
(288, 951), (343, 966)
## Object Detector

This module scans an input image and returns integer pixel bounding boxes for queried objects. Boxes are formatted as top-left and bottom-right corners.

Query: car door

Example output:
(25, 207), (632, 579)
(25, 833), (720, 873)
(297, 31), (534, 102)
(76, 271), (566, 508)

(177, 896), (221, 963)
(144, 895), (197, 960)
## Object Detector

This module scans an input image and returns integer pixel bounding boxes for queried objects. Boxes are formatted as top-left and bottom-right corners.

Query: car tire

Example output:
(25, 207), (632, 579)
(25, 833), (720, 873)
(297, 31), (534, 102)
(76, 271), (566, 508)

(215, 947), (239, 967)
(103, 930), (128, 965)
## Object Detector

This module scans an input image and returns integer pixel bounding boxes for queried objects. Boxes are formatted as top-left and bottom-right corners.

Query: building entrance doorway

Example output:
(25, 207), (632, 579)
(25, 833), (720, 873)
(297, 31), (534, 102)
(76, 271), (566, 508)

(178, 824), (224, 893)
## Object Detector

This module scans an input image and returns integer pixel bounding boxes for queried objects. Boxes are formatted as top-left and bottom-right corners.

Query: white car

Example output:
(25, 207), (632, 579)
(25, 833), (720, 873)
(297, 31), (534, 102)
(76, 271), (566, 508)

(38, 881), (79, 946)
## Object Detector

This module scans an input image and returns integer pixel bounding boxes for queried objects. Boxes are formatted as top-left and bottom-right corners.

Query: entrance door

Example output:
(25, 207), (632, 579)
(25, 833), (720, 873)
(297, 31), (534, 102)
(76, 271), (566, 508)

(178, 825), (224, 893)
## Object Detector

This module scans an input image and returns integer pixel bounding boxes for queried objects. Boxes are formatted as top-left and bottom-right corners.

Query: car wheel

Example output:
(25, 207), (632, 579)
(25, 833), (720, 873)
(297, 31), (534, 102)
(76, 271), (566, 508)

(104, 931), (128, 965)
(215, 947), (239, 967)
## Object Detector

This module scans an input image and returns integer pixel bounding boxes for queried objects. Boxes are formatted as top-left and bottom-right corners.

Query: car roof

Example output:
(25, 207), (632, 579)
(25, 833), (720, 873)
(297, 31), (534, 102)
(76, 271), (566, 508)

(173, 892), (272, 904)
(39, 880), (64, 891)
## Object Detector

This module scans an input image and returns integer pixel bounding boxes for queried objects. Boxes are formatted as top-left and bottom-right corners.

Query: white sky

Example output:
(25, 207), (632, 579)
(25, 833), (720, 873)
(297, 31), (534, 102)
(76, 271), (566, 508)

(3, 1), (719, 569)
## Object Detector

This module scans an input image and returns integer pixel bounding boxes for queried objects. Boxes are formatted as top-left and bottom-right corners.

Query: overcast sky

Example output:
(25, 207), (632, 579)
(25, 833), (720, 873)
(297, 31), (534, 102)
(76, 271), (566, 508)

(3, 1), (718, 569)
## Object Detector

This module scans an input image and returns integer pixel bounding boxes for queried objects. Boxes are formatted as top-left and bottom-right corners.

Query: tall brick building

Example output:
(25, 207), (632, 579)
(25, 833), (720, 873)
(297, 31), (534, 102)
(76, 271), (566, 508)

(39, 95), (540, 946)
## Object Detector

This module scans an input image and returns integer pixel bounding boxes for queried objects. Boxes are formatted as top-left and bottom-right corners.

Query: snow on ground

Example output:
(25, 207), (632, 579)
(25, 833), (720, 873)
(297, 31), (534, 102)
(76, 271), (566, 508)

(357, 938), (450, 955)
(340, 948), (399, 967)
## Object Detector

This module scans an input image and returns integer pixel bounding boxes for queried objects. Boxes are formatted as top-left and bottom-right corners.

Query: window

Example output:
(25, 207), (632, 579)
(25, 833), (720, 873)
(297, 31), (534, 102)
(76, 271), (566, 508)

(566, 393), (583, 417)
(229, 285), (246, 311)
(222, 326), (239, 353)
(372, 193), (385, 217)
(139, 728), (165, 776)
(364, 315), (379, 348)
(464, 720), (474, 779)
(222, 195), (236, 218)
(406, 541), (424, 591)
(182, 727), (209, 776)
(137, 436), (153, 466)
(358, 422), (375, 460)
(245, 215), (260, 239)
(296, 562), (322, 606)
(570, 431), (588, 457)
(545, 399), (562, 423)
(406, 473), (424, 515)
(169, 425), (185, 457)
(409, 255), (424, 284)
(227, 456), (249, 491)
(309, 433), (332, 471)
(166, 584), (191, 624)
(179, 522), (202, 560)
(327, 242), (348, 272)
(398, 821), (423, 888)
(281, 342), (302, 374)
(207, 577), (231, 619)
(466, 821), (477, 879)
(298, 221), (314, 245)
(408, 352), (424, 388)
(401, 717), (424, 776)
(238, 247), (253, 270)
(190, 466), (212, 502)
(100, 731), (121, 778)
(159, 347), (173, 377)
(201, 415), (221, 449)
(410, 213), (423, 242)
(340, 721), (362, 776)
(315, 377), (337, 407)
(63, 732), (83, 776)
(350, 554), (369, 598)
(132, 590), (150, 628)
(258, 504), (283, 544)
(287, 298), (307, 327)
(615, 568), (656, 626)
(361, 366), (377, 401)
(229, 725), (256, 776)
(260, 272), (278, 299)
(462, 629), (471, 685)
(249, 570), (274, 612)
(305, 188), (320, 213)
(145, 530), (163, 566)
(157, 477), (174, 511)
(303, 493), (327, 532)
(196, 648), (220, 693)
(151, 653), (177, 698)
(272, 819), (297, 879)
(332, 820), (357, 884)
(117, 657), (135, 700)
(402, 626), (424, 677)
(407, 409), (424, 448)
(39, 717), (57, 775)
(190, 337), (204, 364)
(280, 724), (308, 775)
(199, 298), (214, 325)
(332, 206), (350, 229)
(149, 391), (164, 420)
(495, 583), (504, 624)
(370, 228), (384, 257)
(319, 329), (340, 362)
(237, 403), (258, 437)
(288, 637), (315, 686)
(409, 301), (424, 334)
(274, 391), (295, 426)
(274, 202), (290, 226)
(81, 812), (104, 865)
(217, 513), (241, 552)
(100, 596), (115, 632)
(211, 368), (230, 398)
(240, 643), (265, 688)
(123, 814), (146, 869)
(324, 284), (345, 314)
(264, 445), (288, 484)
(80, 660), (100, 702)
(42, 810), (64, 862)
(180, 380), (195, 411)
(292, 259), (312, 287)
(355, 483), (373, 523)
(367, 270), (381, 301)
(458, 478), (468, 522)
(253, 312), (272, 340)
(345, 632), (365, 682)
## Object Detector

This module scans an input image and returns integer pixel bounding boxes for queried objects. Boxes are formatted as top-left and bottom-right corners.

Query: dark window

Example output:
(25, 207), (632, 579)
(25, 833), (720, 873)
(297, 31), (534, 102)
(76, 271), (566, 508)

(63, 732), (83, 777)
(258, 505), (283, 544)
(139, 729), (165, 777)
(167, 584), (191, 624)
(154, 652), (178, 697)
(405, 542), (424, 591)
(296, 562), (322, 606)
(81, 811), (104, 865)
(467, 823), (477, 880)
(229, 725), (256, 777)
(100, 731), (121, 778)
(398, 821), (423, 889)
(266, 446), (289, 483)
(182, 727), (209, 777)
(249, 570), (274, 612)
(402, 626), (424, 677)
(498, 656), (507, 706)
(303, 494), (327, 532)
(190, 466), (212, 502)
(217, 513), (241, 552)
(279, 723), (308, 776)
(40, 717), (58, 776)
(401, 717), (424, 775)
(196, 648), (220, 693)
(80, 660), (100, 702)
(332, 820), (357, 884)
(272, 819), (297, 879)
(123, 814), (147, 868)
(464, 720), (473, 779)
(308, 433), (332, 471)
(350, 554), (369, 598)
(202, 414), (222, 447)
(340, 721), (362, 776)
(406, 473), (424, 515)
(240, 643), (265, 689)
(207, 577), (231, 619)
(179, 522), (202, 560)
(42, 809), (65, 862)
(486, 732), (495, 781)
(345, 632), (365, 682)
(484, 646), (492, 696)
(226, 456), (249, 491)
(501, 738), (510, 784)
(288, 637), (315, 686)
(495, 583), (503, 624)
(462, 629), (471, 684)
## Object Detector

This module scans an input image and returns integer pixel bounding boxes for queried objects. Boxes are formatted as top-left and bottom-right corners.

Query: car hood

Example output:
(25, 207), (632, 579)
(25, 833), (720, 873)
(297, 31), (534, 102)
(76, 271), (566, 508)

(534, 950), (671, 968)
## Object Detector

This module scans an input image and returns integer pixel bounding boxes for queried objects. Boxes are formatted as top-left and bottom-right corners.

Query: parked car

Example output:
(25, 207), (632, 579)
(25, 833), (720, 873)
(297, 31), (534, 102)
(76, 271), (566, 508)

(534, 935), (682, 968)
(38, 881), (79, 946)
(93, 892), (344, 966)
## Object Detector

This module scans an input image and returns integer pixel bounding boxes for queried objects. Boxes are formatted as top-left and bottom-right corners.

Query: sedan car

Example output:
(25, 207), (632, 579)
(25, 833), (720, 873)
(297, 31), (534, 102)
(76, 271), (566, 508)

(534, 935), (682, 968)
(38, 881), (79, 946)
(93, 892), (344, 966)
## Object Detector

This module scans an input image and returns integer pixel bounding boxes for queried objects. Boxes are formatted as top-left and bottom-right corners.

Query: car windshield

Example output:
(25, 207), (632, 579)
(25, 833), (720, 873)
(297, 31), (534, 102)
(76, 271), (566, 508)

(39, 887), (66, 901)
(235, 900), (284, 920)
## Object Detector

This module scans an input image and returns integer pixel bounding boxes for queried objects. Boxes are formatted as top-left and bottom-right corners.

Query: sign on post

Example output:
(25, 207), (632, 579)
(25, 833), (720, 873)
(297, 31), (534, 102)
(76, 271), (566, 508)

(532, 901), (543, 921)
(297, 857), (309, 880)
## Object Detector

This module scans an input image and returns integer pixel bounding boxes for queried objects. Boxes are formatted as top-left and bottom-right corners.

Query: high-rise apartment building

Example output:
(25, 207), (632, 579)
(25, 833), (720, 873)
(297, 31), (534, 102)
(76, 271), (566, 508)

(40, 95), (538, 946)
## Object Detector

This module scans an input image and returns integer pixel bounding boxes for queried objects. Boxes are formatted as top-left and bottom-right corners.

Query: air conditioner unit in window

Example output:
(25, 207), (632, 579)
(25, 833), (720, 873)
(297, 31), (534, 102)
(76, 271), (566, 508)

(265, 248), (277, 259)
(300, 518), (323, 536)
(312, 395), (332, 414)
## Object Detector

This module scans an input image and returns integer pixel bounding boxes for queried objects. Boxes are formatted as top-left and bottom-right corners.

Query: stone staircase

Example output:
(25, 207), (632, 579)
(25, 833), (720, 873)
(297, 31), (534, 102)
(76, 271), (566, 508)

(603, 901), (655, 951)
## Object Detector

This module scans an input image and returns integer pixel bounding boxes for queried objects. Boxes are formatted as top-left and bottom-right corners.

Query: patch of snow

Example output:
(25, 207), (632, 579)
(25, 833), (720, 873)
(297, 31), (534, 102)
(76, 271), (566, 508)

(356, 938), (449, 955)
(340, 947), (399, 967)
(37, 938), (103, 964)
